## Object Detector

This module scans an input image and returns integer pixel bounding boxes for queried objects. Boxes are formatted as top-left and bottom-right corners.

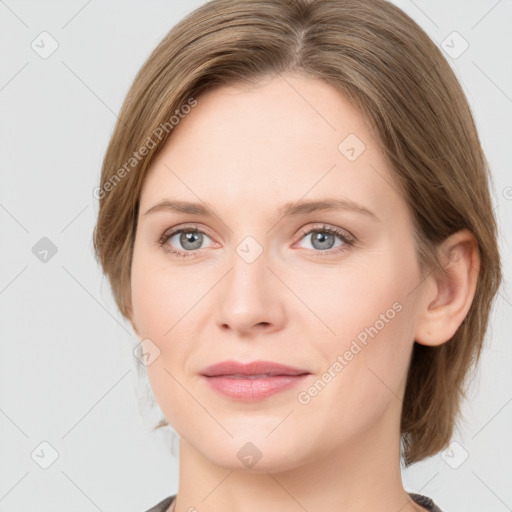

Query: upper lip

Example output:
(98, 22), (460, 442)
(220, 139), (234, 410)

(200, 360), (310, 377)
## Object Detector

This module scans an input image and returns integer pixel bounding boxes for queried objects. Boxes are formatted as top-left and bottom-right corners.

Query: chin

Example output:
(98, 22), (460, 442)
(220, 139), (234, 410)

(188, 429), (309, 474)
(208, 447), (304, 474)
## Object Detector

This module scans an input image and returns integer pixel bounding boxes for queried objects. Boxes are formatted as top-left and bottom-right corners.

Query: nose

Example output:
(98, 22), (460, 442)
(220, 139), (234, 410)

(214, 241), (286, 337)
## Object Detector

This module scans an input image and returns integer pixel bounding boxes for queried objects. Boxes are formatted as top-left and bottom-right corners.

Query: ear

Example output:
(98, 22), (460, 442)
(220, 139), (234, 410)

(414, 229), (480, 347)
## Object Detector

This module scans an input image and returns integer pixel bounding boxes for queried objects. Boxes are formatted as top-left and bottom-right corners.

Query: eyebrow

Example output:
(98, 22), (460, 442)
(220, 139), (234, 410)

(144, 198), (379, 221)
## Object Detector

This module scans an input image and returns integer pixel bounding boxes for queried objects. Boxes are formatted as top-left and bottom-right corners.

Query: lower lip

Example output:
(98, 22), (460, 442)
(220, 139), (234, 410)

(202, 374), (310, 402)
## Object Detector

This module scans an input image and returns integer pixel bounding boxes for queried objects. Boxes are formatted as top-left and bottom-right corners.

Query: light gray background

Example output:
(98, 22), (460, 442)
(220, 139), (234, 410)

(0, 1), (511, 511)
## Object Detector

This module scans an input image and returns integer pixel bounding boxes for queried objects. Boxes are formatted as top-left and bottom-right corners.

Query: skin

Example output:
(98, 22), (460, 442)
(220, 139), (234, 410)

(128, 72), (480, 512)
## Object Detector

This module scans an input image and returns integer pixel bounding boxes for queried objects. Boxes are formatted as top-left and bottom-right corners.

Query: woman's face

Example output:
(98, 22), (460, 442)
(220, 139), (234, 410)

(130, 73), (426, 471)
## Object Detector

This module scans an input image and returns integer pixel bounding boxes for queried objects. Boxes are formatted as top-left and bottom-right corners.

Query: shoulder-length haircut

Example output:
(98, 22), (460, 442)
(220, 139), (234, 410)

(93, 0), (502, 465)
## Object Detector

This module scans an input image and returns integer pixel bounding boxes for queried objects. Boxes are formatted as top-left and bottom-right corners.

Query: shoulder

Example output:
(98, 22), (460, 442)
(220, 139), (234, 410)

(409, 492), (445, 512)
(143, 495), (176, 512)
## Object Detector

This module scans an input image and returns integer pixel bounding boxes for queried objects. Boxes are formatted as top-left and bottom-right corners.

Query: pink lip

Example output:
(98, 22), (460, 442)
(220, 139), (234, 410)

(200, 360), (311, 402)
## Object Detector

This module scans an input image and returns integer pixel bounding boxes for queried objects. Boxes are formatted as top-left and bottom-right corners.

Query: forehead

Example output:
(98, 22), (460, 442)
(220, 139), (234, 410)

(139, 74), (401, 222)
(158, 74), (374, 162)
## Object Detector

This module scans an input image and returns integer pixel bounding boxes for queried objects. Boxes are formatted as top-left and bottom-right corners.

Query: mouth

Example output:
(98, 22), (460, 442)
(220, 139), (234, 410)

(200, 360), (310, 377)
(200, 360), (311, 402)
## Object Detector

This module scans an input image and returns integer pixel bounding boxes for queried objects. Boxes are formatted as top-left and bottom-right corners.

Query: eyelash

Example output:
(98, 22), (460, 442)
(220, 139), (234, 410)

(156, 223), (355, 259)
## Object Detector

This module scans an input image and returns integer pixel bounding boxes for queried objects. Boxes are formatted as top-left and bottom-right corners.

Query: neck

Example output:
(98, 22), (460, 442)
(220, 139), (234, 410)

(171, 399), (426, 512)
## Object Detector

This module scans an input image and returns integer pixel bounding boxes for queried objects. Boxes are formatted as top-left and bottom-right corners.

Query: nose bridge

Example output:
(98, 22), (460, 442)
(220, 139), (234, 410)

(214, 231), (283, 332)
(226, 233), (270, 302)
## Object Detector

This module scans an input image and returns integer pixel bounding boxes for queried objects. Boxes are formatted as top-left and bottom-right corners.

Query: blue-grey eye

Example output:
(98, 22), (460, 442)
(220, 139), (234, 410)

(171, 230), (209, 251)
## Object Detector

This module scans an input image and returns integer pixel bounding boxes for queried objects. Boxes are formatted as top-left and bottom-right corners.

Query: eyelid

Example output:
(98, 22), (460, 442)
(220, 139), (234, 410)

(295, 223), (355, 244)
(157, 222), (213, 246)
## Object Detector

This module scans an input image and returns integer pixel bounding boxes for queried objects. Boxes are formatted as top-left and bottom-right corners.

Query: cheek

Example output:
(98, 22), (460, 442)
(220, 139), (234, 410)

(130, 249), (197, 339)
(130, 251), (207, 414)
(131, 264), (199, 430)
(296, 252), (416, 350)
(299, 252), (418, 405)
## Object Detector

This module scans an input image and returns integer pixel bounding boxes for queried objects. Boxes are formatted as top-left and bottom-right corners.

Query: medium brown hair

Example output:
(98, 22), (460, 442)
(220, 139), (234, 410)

(93, 0), (502, 465)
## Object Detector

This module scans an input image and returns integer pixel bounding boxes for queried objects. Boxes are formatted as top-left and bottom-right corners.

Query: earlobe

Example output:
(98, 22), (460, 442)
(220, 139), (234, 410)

(414, 229), (480, 347)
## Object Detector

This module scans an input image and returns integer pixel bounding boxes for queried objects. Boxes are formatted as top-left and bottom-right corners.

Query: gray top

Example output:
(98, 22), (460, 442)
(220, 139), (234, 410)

(144, 492), (444, 511)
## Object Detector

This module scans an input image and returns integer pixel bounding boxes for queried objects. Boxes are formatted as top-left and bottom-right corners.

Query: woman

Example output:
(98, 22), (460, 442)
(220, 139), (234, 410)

(93, 1), (502, 511)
